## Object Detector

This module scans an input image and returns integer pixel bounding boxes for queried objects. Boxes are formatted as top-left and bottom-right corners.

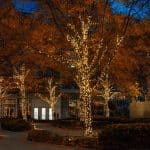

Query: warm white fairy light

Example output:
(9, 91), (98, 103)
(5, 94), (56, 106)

(66, 13), (126, 136)
(100, 71), (113, 118)
(0, 77), (9, 117)
(29, 11), (125, 136)
(13, 64), (30, 120)
(36, 77), (60, 116)
(66, 15), (95, 137)
(0, 77), (6, 99)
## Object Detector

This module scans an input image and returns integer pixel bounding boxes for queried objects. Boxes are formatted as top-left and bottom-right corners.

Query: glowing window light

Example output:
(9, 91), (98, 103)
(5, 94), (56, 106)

(49, 108), (53, 120)
(34, 108), (38, 120)
(41, 108), (46, 120)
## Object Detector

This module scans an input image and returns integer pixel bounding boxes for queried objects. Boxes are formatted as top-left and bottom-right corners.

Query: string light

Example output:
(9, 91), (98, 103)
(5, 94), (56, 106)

(66, 14), (125, 136)
(13, 64), (30, 120)
(0, 77), (9, 118)
(36, 77), (61, 117)
(67, 16), (94, 137)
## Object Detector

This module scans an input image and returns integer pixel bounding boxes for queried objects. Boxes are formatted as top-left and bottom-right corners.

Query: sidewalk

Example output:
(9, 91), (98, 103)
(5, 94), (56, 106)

(0, 123), (94, 150)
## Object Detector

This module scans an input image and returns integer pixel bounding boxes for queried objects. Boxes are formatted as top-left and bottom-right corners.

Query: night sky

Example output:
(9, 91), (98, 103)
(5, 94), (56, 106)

(12, 0), (149, 20)
(12, 0), (39, 13)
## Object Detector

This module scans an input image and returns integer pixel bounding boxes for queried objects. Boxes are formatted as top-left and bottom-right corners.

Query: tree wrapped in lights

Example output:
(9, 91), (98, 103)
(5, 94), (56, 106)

(0, 77), (10, 117)
(66, 16), (96, 136)
(13, 64), (30, 120)
(66, 15), (124, 136)
(41, 0), (142, 136)
(36, 77), (60, 115)
(43, 0), (124, 137)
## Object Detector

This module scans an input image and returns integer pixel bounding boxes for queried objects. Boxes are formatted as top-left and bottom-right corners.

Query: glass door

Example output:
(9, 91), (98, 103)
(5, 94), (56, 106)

(34, 108), (38, 120)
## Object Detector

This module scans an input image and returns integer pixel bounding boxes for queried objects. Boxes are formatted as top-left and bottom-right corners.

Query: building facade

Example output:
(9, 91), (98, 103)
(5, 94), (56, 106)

(0, 94), (19, 118)
(0, 90), (74, 120)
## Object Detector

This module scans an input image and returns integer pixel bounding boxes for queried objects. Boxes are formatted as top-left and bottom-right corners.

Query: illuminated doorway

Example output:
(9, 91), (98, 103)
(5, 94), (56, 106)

(41, 108), (46, 120)
(34, 108), (38, 120)
(49, 108), (52, 120)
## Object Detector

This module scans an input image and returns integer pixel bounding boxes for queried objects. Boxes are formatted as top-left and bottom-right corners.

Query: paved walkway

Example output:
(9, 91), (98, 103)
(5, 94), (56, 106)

(0, 123), (94, 150)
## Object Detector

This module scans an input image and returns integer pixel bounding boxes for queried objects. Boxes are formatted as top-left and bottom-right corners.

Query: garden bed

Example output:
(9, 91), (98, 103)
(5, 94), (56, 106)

(28, 123), (150, 149)
(27, 129), (98, 149)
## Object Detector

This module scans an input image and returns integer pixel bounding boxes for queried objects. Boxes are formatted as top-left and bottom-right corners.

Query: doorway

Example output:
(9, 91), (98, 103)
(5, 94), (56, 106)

(34, 108), (38, 120)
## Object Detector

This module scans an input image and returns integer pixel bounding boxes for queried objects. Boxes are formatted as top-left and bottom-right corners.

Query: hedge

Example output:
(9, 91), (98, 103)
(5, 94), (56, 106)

(1, 119), (33, 132)
(34, 118), (150, 129)
(99, 123), (150, 149)
(27, 129), (98, 149)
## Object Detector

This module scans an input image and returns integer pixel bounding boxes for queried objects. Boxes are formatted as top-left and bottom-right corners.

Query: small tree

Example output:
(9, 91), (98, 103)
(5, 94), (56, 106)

(129, 82), (141, 102)
(36, 77), (60, 118)
(13, 64), (30, 120)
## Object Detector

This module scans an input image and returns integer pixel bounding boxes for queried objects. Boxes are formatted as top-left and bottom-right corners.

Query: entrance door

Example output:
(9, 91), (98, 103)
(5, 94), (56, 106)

(41, 108), (46, 120)
(34, 108), (38, 120)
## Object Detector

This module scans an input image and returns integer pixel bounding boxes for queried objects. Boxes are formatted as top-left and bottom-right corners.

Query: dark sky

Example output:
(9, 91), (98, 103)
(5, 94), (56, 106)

(12, 0), (149, 20)
(12, 0), (39, 13)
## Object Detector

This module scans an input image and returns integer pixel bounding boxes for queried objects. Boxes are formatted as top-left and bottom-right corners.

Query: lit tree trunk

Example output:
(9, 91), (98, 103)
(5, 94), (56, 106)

(0, 77), (6, 118)
(104, 99), (110, 118)
(13, 64), (29, 120)
(20, 83), (27, 120)
(0, 77), (11, 118)
(80, 73), (93, 136)
(102, 73), (111, 118)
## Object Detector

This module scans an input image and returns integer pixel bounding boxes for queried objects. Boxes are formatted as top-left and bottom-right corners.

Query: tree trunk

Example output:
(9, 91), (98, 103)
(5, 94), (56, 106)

(83, 94), (93, 136)
(104, 102), (110, 118)
(20, 86), (27, 120)
(80, 83), (93, 137)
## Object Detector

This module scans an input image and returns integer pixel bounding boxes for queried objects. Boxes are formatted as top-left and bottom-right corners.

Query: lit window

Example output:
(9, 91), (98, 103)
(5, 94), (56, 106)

(34, 108), (38, 120)
(42, 108), (46, 120)
(49, 108), (52, 120)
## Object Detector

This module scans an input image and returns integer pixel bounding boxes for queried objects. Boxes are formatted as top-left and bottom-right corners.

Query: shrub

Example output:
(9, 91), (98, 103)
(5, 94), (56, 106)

(27, 130), (52, 142)
(1, 119), (33, 132)
(63, 136), (98, 149)
(47, 119), (84, 129)
(99, 123), (150, 149)
(27, 129), (64, 143)
(40, 118), (150, 130)
(27, 129), (98, 148)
